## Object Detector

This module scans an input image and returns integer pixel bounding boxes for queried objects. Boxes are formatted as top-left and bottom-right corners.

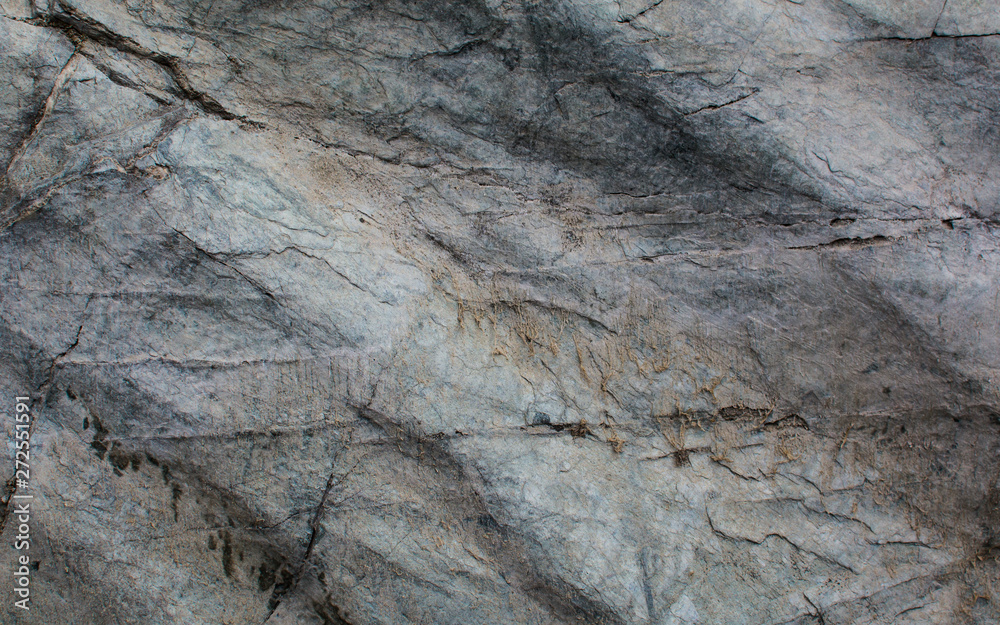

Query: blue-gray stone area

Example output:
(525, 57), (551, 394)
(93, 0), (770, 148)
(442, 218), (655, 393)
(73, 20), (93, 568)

(0, 0), (998, 623)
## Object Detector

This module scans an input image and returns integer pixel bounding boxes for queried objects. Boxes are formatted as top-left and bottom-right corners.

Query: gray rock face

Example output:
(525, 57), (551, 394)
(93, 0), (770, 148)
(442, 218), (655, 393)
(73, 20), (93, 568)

(1, 0), (999, 623)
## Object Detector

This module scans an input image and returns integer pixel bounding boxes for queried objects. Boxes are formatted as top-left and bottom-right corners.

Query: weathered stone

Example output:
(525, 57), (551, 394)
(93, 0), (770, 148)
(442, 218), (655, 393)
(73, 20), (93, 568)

(1, 1), (998, 623)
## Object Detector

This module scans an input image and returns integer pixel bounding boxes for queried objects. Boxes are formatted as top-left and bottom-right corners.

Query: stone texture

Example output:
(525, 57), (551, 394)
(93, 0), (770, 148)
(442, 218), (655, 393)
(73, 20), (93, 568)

(0, 1), (998, 624)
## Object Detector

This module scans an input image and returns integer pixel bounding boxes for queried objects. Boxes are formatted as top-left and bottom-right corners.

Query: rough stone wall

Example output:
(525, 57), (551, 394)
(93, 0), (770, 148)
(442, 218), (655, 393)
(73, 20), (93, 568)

(1, 0), (999, 623)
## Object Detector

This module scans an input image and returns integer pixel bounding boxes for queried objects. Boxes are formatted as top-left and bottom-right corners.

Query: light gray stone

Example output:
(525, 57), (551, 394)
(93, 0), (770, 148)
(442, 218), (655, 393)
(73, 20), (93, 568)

(1, 1), (998, 624)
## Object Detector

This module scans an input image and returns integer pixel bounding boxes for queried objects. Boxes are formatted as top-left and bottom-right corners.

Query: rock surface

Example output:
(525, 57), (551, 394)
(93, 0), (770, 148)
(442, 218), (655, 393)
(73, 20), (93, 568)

(1, 0), (999, 623)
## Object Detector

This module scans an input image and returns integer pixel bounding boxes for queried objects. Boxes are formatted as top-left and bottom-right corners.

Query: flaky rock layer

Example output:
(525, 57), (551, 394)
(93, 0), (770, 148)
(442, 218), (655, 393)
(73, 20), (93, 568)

(1, 1), (999, 623)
